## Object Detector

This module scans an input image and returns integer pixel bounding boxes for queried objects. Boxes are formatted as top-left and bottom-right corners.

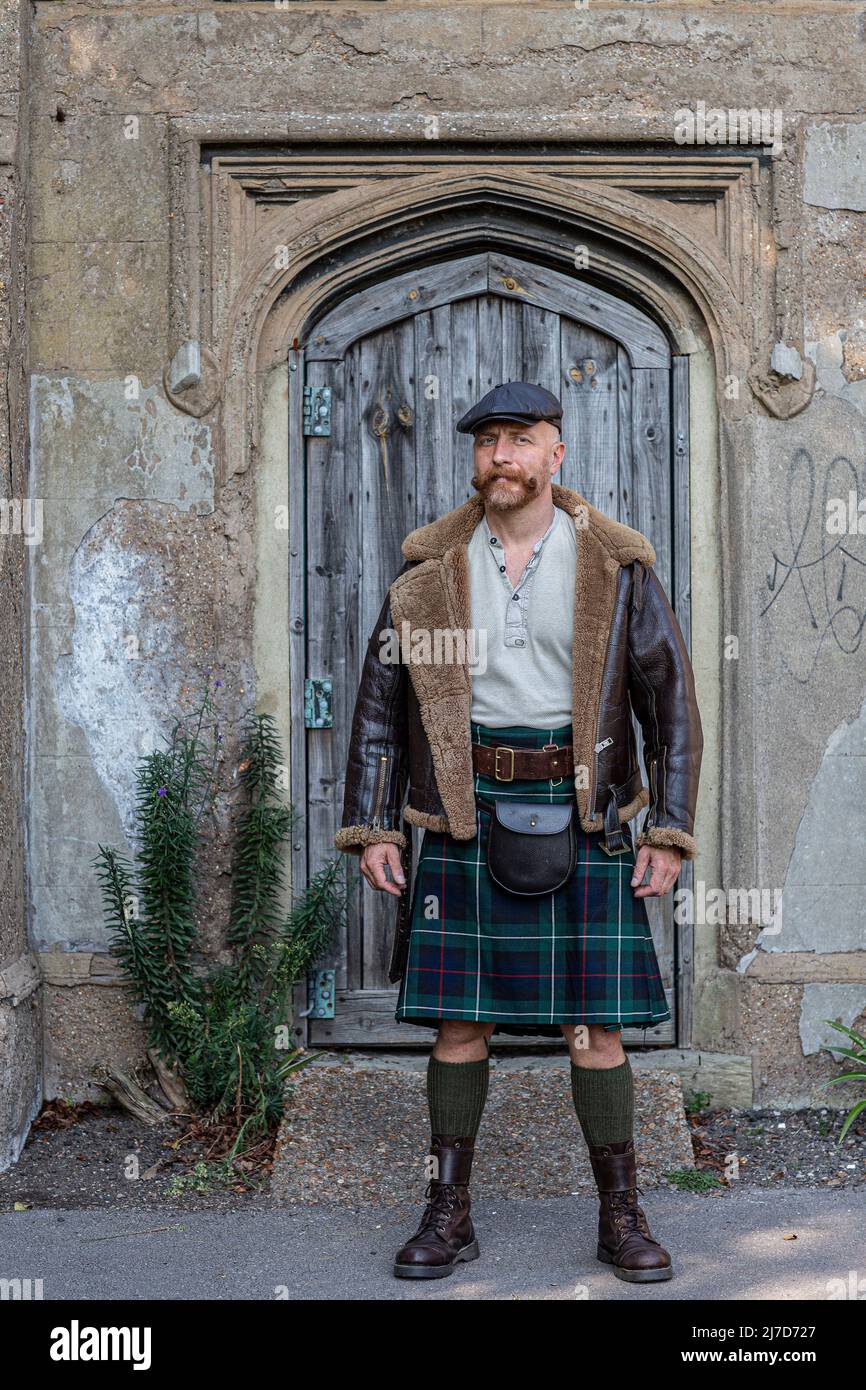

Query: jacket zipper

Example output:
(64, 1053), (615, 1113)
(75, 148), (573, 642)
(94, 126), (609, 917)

(370, 752), (391, 829)
(589, 595), (620, 816)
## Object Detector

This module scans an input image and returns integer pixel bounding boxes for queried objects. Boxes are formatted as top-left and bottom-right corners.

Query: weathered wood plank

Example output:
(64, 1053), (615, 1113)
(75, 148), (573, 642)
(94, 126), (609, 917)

(629, 366), (675, 1000)
(305, 354), (351, 996)
(414, 305), (453, 524)
(501, 296), (524, 384)
(340, 341), (364, 994)
(288, 345), (311, 1043)
(672, 355), (693, 1049)
(488, 250), (670, 368)
(559, 321), (618, 508)
(449, 297), (478, 508)
(359, 320), (417, 994)
(521, 303), (561, 401)
(310, 989), (675, 1047)
(477, 293), (502, 398)
(306, 253), (489, 360)
(630, 368), (672, 594)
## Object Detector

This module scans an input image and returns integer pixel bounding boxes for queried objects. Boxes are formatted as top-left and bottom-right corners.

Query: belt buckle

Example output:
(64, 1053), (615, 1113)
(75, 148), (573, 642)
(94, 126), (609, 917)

(542, 741), (563, 787)
(494, 746), (515, 782)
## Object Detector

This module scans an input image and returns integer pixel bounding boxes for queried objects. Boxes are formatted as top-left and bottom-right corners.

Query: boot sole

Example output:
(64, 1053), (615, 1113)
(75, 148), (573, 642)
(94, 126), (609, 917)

(597, 1244), (673, 1282)
(392, 1239), (480, 1280)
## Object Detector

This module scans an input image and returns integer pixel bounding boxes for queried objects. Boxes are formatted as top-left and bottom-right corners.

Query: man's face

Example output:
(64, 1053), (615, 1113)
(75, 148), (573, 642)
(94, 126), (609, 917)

(469, 418), (565, 511)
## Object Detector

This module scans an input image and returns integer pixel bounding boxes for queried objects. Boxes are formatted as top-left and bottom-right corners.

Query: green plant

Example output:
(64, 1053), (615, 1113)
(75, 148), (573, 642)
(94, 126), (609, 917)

(684, 1090), (712, 1114)
(95, 689), (217, 1062)
(664, 1168), (724, 1192)
(818, 1019), (866, 1144)
(94, 686), (348, 1158)
(165, 1159), (229, 1198)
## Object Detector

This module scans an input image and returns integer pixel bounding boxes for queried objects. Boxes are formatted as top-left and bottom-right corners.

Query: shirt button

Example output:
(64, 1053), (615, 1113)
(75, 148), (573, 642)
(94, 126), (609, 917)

(514, 638), (525, 646)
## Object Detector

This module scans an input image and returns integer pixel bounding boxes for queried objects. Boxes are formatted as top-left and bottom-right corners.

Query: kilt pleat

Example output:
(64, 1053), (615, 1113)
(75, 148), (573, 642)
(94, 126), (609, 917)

(394, 721), (672, 1039)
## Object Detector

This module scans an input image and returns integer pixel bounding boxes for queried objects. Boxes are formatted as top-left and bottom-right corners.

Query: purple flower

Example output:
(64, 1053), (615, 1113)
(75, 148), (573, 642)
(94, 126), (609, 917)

(157, 787), (167, 797)
(214, 679), (222, 688)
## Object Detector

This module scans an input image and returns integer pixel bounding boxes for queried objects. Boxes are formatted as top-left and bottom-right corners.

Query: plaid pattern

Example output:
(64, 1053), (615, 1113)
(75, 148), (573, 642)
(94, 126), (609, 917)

(395, 721), (672, 1039)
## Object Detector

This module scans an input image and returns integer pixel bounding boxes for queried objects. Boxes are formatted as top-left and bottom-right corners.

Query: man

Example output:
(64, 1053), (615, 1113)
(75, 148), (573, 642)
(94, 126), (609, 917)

(334, 381), (703, 1283)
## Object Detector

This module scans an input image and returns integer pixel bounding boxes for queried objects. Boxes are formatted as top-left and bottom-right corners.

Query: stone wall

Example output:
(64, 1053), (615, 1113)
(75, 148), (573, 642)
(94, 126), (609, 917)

(0, 0), (40, 1171)
(5, 2), (866, 1148)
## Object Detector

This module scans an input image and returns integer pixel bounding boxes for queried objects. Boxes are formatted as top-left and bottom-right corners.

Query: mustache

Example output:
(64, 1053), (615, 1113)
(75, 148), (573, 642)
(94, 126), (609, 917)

(472, 472), (539, 492)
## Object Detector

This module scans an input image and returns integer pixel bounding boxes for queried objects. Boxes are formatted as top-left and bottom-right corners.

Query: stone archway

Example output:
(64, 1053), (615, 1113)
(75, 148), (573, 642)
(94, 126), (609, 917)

(237, 168), (725, 1049)
(192, 167), (747, 484)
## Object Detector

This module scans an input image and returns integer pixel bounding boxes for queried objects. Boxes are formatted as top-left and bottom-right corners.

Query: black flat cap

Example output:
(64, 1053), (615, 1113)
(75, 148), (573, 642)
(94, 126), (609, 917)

(456, 381), (563, 434)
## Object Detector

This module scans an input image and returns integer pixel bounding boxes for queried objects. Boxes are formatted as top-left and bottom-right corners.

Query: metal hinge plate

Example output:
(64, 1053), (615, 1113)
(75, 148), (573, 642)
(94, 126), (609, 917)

(303, 385), (332, 436)
(304, 677), (333, 728)
(302, 969), (335, 1020)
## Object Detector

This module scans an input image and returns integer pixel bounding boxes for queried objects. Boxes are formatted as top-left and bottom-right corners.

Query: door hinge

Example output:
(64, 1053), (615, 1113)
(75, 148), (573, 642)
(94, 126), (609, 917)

(303, 385), (332, 436)
(300, 969), (335, 1020)
(304, 677), (333, 727)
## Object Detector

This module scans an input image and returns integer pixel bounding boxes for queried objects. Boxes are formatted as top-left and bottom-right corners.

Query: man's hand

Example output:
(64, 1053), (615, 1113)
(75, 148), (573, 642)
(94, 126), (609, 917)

(359, 842), (406, 897)
(631, 844), (682, 898)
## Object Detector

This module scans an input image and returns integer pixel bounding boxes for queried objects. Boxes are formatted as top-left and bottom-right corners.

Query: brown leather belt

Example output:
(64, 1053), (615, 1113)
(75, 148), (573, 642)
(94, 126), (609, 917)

(471, 740), (575, 784)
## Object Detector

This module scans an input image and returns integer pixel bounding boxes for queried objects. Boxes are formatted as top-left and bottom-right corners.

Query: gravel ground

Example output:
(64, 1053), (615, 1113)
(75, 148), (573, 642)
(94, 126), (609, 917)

(1, 1058), (863, 1215)
(688, 1106), (866, 1189)
(0, 1102), (277, 1214)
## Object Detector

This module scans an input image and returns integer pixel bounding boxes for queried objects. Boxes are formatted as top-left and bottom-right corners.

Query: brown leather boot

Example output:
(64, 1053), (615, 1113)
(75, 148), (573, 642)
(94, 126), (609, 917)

(392, 1135), (480, 1279)
(588, 1138), (673, 1282)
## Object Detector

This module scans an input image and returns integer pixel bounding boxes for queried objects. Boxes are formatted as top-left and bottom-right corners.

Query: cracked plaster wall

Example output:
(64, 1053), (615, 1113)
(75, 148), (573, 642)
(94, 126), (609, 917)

(15, 1), (866, 1107)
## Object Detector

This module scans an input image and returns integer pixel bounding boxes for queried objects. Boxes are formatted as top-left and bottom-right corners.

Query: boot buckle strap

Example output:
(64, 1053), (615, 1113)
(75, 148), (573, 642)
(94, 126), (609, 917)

(590, 1152), (637, 1192)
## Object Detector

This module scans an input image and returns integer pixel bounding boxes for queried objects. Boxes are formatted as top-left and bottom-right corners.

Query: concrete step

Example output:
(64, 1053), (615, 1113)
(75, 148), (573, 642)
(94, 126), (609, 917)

(272, 1054), (698, 1208)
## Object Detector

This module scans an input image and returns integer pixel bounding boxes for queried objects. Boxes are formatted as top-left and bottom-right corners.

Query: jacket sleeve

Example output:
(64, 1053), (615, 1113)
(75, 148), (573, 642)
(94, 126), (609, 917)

(333, 571), (411, 857)
(626, 562), (703, 861)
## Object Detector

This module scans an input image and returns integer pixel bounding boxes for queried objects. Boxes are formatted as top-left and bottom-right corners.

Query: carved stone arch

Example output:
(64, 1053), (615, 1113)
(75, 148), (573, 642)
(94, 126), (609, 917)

(244, 164), (727, 1049)
(213, 167), (746, 485)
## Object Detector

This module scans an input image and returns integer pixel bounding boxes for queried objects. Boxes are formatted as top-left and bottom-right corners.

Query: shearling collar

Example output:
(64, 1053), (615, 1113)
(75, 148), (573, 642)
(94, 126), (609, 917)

(401, 482), (656, 567)
(389, 481), (656, 842)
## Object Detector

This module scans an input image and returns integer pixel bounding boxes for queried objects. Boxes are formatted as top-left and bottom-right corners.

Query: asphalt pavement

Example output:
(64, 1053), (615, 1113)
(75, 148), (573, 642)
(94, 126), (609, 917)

(1, 1187), (863, 1301)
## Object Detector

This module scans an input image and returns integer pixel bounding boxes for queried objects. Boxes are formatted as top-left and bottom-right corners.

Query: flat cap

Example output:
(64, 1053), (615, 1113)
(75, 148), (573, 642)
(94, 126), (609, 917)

(455, 381), (563, 434)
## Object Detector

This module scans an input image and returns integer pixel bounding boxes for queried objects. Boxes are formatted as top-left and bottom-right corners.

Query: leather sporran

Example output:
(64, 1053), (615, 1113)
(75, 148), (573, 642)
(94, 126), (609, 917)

(475, 793), (577, 896)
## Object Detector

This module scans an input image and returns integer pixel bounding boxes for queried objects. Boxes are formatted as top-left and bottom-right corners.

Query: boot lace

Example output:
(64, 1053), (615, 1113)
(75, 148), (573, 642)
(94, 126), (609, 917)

(609, 1186), (653, 1240)
(417, 1180), (463, 1238)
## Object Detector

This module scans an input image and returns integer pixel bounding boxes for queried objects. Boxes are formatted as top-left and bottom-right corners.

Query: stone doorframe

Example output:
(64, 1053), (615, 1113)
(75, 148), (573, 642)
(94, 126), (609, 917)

(161, 128), (785, 1051)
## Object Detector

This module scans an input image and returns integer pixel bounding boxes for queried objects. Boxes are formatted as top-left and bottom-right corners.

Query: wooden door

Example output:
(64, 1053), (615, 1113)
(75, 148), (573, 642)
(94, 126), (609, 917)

(292, 252), (691, 1048)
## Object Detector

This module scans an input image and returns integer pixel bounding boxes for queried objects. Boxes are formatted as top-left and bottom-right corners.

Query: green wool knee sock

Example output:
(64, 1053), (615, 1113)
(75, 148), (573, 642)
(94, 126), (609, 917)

(427, 1054), (490, 1137)
(570, 1056), (634, 1146)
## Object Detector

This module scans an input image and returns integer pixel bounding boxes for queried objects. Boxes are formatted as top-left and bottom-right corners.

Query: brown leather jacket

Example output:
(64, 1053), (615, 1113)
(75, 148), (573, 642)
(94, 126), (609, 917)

(335, 484), (703, 864)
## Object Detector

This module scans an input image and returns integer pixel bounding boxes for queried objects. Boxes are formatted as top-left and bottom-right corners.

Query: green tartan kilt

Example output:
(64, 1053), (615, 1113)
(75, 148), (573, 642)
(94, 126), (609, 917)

(395, 721), (672, 1039)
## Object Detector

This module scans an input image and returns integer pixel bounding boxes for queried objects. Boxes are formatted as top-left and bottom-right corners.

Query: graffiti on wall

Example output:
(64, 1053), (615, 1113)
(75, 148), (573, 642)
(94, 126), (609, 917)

(762, 448), (866, 682)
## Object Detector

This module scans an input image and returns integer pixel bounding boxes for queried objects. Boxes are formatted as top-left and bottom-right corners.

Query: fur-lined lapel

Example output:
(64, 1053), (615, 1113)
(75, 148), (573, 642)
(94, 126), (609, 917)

(389, 484), (656, 839)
